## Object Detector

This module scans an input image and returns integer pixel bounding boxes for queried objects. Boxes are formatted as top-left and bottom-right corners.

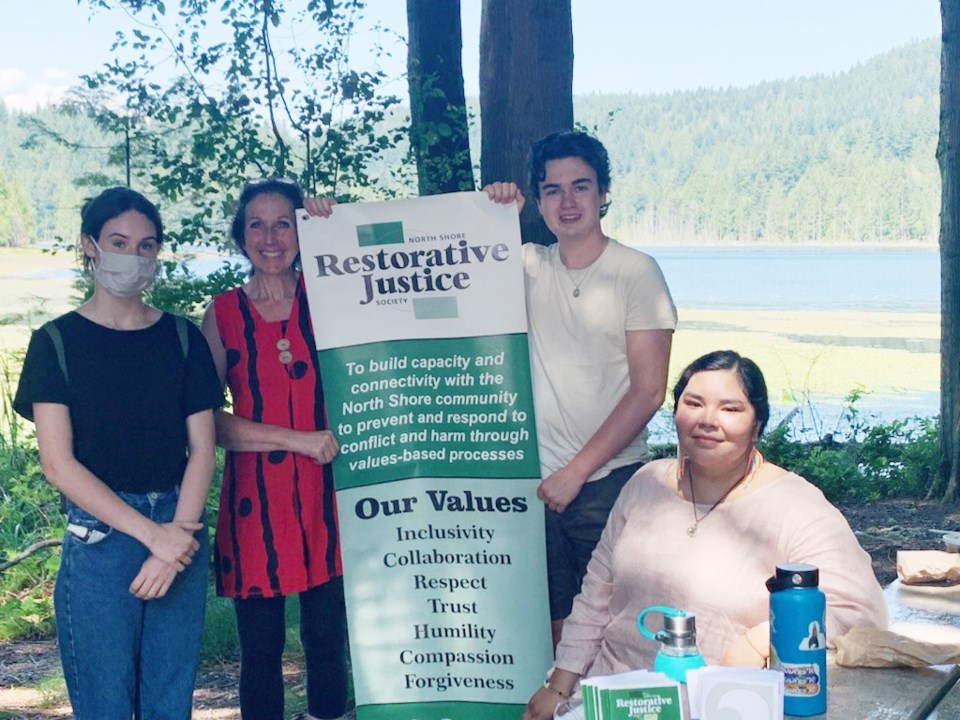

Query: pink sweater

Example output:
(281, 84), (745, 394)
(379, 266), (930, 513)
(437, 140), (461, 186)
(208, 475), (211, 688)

(555, 459), (888, 677)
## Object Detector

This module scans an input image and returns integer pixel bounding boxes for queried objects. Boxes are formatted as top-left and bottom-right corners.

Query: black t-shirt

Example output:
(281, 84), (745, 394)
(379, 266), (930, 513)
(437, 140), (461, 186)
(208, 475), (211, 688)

(14, 311), (224, 493)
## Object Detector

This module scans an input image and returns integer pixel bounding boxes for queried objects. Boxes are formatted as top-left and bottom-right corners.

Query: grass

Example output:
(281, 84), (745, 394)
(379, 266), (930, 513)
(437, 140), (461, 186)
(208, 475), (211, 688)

(0, 248), (77, 354)
(671, 307), (939, 401)
(0, 352), (62, 642)
(0, 246), (942, 406)
(32, 674), (68, 709)
(0, 245), (942, 711)
(200, 586), (240, 663)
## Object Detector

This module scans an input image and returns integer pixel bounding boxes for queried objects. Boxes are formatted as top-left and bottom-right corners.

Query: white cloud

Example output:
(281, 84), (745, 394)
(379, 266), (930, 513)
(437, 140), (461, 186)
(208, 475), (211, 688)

(0, 68), (72, 112)
(40, 68), (72, 84)
(0, 68), (28, 91)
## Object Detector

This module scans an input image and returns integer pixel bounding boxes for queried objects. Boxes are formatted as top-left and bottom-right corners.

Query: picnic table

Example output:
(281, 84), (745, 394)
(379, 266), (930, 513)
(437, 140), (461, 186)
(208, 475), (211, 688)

(818, 579), (960, 720)
(556, 580), (959, 719)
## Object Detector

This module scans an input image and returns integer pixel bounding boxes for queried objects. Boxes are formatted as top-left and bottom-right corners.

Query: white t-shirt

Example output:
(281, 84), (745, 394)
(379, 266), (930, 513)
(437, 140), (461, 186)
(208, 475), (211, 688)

(523, 240), (677, 481)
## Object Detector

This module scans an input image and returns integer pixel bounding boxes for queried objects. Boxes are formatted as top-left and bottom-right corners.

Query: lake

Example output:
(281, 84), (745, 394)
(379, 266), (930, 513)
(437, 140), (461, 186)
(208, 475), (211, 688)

(632, 245), (941, 439)
(644, 245), (938, 313)
(17, 243), (940, 314)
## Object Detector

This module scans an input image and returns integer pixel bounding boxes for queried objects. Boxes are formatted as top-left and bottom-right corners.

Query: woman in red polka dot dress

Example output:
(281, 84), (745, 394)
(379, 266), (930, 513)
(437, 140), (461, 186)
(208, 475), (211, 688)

(201, 179), (346, 720)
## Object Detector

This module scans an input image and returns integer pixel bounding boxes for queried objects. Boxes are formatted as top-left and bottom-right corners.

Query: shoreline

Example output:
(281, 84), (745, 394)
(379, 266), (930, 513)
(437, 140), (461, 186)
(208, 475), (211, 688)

(1, 247), (941, 417)
(622, 240), (938, 250)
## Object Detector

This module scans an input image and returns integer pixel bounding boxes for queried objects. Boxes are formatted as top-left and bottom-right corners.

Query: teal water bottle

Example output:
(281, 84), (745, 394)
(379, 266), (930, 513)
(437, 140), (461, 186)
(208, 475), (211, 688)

(766, 564), (827, 716)
(637, 605), (706, 683)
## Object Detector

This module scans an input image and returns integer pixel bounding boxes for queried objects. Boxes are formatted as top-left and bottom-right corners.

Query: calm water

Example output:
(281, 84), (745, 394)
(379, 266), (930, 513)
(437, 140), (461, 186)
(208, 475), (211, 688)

(644, 245), (939, 313)
(634, 245), (942, 435)
(18, 244), (941, 314)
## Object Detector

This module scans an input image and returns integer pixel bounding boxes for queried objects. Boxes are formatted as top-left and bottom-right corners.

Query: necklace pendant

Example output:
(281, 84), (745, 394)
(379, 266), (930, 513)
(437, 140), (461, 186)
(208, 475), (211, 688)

(572, 288), (581, 298)
(687, 523), (698, 537)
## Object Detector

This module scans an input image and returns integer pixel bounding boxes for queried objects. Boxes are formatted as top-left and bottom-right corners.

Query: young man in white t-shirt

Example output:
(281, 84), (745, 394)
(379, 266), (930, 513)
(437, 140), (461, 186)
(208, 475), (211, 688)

(486, 131), (677, 646)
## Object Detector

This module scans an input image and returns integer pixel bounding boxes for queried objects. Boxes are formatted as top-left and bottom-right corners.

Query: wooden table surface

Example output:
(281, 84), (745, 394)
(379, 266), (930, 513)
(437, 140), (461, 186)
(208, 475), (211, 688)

(809, 578), (960, 720)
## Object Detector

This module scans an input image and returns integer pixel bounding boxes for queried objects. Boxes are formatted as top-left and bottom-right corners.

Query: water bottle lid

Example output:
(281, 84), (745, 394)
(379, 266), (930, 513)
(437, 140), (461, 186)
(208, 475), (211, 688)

(765, 563), (819, 592)
(663, 612), (697, 636)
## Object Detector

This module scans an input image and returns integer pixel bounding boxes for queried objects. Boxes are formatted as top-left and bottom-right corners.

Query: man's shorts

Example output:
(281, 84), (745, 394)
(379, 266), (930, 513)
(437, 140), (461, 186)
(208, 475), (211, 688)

(545, 461), (644, 621)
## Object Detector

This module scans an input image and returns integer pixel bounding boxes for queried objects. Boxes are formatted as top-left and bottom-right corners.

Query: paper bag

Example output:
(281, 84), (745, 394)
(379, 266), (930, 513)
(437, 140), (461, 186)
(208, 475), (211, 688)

(897, 550), (960, 585)
(835, 626), (960, 668)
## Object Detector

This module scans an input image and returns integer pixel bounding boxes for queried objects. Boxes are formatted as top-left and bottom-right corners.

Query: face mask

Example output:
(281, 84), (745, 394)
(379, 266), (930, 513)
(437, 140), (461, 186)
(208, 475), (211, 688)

(90, 238), (158, 297)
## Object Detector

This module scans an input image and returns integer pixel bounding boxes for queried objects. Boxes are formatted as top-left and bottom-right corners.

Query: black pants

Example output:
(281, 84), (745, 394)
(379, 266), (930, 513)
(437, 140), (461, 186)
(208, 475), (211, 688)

(545, 462), (642, 620)
(234, 577), (348, 720)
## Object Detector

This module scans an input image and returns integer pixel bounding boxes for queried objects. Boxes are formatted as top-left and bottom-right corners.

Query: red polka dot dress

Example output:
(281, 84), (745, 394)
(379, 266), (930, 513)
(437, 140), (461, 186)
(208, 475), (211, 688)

(212, 279), (341, 598)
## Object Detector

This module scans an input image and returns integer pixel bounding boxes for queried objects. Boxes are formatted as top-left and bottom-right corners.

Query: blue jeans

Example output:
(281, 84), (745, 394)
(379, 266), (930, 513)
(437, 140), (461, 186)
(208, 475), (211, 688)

(55, 488), (208, 720)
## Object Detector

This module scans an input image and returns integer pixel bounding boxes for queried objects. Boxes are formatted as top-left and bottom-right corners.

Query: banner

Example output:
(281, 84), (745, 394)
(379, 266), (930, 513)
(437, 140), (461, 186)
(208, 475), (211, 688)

(298, 191), (552, 720)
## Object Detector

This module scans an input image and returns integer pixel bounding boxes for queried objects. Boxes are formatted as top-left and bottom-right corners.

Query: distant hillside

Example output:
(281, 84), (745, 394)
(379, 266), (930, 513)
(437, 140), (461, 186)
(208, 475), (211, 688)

(0, 102), (145, 247)
(581, 39), (940, 244)
(0, 39), (940, 247)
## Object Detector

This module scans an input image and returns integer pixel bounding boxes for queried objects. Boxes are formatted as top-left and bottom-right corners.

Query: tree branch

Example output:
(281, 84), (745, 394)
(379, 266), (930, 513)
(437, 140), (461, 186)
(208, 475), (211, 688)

(0, 539), (62, 574)
(261, 4), (289, 174)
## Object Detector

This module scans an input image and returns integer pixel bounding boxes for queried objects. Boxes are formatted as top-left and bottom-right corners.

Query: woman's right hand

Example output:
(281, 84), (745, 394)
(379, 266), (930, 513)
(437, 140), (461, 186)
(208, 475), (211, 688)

(521, 686), (565, 720)
(522, 670), (578, 720)
(146, 521), (201, 570)
(129, 555), (178, 599)
(303, 197), (337, 217)
(291, 429), (341, 465)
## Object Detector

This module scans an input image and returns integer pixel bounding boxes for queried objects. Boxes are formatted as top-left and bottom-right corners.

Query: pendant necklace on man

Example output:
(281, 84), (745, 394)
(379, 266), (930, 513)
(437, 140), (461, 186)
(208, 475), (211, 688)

(561, 238), (608, 298)
(686, 451), (761, 537)
(562, 264), (590, 298)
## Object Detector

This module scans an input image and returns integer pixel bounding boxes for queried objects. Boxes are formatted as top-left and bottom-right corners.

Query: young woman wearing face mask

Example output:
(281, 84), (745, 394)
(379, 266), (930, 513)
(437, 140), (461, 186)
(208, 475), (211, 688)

(14, 187), (224, 719)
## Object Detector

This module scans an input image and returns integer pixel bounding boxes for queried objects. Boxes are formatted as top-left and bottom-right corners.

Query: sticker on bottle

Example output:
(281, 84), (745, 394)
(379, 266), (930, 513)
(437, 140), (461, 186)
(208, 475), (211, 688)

(780, 662), (823, 697)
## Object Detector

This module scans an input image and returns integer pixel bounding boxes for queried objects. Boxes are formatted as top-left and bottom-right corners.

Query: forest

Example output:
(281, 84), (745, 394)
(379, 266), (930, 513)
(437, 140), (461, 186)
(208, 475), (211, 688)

(0, 38), (939, 249)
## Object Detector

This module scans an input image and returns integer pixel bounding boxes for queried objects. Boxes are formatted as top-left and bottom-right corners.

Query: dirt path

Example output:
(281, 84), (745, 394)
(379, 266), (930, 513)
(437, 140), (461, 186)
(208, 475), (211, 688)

(0, 641), (329, 719)
(1, 499), (956, 719)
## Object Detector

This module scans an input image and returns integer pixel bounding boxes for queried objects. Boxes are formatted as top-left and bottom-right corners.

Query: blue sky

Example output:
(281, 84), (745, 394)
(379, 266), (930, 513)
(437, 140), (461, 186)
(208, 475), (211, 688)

(1, 1), (941, 111)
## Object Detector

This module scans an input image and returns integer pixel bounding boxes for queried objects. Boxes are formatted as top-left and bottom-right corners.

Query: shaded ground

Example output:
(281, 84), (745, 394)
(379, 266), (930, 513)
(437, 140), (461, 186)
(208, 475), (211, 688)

(837, 498), (960, 585)
(0, 645), (331, 720)
(1, 499), (957, 719)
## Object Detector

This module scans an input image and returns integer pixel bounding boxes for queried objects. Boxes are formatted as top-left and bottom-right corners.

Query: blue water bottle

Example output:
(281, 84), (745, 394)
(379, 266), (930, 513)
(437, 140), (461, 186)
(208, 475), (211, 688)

(766, 563), (827, 716)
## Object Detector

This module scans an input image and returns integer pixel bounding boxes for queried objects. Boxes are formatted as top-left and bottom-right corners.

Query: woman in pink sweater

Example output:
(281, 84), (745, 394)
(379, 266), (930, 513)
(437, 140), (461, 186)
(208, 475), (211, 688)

(524, 350), (887, 720)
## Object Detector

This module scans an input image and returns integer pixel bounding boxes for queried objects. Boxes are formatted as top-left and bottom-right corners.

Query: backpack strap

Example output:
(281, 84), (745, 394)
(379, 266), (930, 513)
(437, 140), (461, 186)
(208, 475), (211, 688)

(44, 316), (189, 389)
(174, 315), (190, 359)
(43, 322), (69, 386)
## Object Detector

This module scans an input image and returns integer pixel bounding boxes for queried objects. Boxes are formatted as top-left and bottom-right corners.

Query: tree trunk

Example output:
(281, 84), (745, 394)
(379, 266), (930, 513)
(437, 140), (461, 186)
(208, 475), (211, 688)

(938, 0), (960, 504)
(479, 0), (574, 245)
(406, 0), (474, 196)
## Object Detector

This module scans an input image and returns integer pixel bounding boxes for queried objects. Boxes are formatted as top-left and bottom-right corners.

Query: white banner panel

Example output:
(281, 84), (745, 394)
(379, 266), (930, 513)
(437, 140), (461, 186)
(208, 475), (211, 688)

(299, 192), (551, 720)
